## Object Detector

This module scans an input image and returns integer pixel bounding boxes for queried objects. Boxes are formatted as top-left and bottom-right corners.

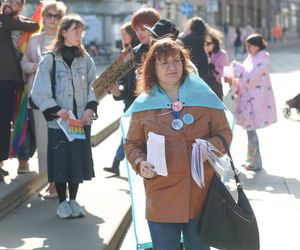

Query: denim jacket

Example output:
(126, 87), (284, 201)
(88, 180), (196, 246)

(31, 51), (98, 128)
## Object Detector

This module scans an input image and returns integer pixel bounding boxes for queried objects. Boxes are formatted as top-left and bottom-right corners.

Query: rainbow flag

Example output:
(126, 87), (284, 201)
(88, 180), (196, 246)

(10, 3), (43, 157)
(10, 86), (29, 158)
(17, 3), (43, 54)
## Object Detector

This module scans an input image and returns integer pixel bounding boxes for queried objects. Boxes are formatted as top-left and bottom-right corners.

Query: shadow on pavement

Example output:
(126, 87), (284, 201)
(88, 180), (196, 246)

(0, 197), (105, 250)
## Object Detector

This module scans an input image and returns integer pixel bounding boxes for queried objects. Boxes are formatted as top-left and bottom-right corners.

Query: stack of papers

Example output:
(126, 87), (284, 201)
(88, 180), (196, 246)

(146, 132), (168, 176)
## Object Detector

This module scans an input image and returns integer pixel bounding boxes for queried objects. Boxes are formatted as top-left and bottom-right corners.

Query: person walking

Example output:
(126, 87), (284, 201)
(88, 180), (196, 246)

(179, 16), (209, 80)
(103, 7), (160, 176)
(204, 27), (229, 99)
(179, 17), (221, 99)
(224, 33), (277, 171)
(21, 0), (67, 196)
(0, 0), (38, 181)
(124, 38), (232, 250)
(233, 26), (243, 58)
(31, 14), (98, 218)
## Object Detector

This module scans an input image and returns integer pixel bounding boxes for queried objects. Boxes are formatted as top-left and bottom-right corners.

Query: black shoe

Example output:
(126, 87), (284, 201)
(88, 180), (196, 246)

(0, 173), (4, 182)
(103, 167), (120, 176)
(0, 168), (9, 176)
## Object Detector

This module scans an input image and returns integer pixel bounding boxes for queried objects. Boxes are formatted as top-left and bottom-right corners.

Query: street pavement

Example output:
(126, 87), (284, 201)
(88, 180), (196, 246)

(0, 42), (300, 250)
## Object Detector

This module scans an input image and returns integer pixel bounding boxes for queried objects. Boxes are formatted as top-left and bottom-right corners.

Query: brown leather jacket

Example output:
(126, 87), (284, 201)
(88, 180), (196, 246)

(0, 14), (38, 83)
(124, 106), (232, 223)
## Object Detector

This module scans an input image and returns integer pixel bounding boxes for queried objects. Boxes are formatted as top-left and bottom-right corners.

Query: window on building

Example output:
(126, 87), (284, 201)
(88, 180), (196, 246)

(225, 4), (233, 25)
(257, 8), (261, 28)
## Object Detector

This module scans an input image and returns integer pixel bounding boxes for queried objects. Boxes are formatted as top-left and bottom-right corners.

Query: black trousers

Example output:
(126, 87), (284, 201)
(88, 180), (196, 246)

(0, 80), (17, 161)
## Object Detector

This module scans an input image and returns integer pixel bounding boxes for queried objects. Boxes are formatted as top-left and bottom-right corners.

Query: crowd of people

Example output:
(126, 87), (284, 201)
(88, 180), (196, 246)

(1, 0), (278, 248)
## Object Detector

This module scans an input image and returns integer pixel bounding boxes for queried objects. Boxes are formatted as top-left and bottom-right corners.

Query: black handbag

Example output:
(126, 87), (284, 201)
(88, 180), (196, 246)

(29, 53), (56, 109)
(198, 134), (260, 250)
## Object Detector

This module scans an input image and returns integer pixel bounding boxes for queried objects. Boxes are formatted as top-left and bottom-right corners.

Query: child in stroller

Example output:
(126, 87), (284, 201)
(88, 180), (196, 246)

(283, 93), (300, 118)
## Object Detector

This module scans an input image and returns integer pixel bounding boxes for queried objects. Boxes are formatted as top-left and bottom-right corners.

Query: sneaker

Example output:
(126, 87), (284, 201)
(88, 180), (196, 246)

(17, 160), (30, 174)
(56, 200), (73, 219)
(69, 199), (85, 218)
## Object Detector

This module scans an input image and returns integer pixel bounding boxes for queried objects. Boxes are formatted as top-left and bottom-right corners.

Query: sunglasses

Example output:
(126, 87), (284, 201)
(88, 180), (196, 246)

(204, 41), (213, 46)
(44, 12), (61, 20)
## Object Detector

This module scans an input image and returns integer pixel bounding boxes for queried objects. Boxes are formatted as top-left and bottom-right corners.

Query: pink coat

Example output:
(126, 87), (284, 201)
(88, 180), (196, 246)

(209, 49), (228, 84)
(234, 50), (277, 130)
(21, 32), (54, 93)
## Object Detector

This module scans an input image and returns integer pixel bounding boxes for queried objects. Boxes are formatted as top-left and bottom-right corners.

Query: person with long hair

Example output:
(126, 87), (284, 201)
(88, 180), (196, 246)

(225, 33), (277, 171)
(21, 0), (67, 196)
(103, 7), (160, 176)
(204, 27), (229, 99)
(120, 21), (140, 49)
(31, 14), (98, 218)
(124, 38), (232, 249)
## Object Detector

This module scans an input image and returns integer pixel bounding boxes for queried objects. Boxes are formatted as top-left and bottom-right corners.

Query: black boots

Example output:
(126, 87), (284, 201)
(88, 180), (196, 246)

(103, 158), (120, 176)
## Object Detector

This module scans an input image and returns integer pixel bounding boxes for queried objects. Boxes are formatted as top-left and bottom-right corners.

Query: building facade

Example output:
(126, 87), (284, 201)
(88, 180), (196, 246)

(24, 0), (300, 51)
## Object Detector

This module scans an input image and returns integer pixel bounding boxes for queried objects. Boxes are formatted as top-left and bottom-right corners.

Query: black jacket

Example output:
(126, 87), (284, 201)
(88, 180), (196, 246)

(0, 15), (38, 83)
(113, 43), (149, 112)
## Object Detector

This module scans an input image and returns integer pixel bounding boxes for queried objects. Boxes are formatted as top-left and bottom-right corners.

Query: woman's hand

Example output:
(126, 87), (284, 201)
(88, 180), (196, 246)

(81, 109), (94, 125)
(57, 109), (69, 121)
(138, 161), (156, 179)
(223, 76), (234, 85)
(108, 82), (121, 97)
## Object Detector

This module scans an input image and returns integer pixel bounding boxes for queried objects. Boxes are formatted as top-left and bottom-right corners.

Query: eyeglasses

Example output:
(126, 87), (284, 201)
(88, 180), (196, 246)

(204, 41), (213, 46)
(156, 58), (182, 69)
(2, 0), (22, 6)
(44, 12), (61, 20)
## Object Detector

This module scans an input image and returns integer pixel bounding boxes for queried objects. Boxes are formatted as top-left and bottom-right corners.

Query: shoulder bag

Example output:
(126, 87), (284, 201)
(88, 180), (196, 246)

(29, 52), (56, 109)
(198, 134), (260, 250)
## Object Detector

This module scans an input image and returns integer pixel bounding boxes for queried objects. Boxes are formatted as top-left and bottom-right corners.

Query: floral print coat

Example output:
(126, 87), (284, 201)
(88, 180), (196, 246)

(233, 50), (277, 130)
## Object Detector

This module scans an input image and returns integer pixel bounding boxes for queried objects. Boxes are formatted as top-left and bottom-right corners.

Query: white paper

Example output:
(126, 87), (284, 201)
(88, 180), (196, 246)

(191, 139), (231, 188)
(146, 132), (168, 176)
(191, 143), (205, 187)
(56, 111), (86, 142)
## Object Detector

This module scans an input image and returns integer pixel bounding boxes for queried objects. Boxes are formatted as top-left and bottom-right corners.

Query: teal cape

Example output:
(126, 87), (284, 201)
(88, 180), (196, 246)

(124, 73), (226, 116)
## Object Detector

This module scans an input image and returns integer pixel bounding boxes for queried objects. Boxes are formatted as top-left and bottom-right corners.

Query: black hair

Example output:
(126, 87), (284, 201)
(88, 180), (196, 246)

(246, 33), (267, 51)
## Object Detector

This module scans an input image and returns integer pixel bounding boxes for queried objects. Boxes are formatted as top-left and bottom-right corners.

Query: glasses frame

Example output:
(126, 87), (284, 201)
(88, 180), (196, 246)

(44, 12), (62, 21)
(156, 58), (183, 70)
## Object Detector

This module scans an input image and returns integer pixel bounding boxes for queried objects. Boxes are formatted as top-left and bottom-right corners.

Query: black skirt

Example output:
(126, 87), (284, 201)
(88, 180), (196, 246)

(47, 126), (95, 183)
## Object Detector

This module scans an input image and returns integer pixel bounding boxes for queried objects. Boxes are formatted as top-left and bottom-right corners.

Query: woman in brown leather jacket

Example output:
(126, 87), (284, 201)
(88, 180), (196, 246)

(124, 38), (232, 250)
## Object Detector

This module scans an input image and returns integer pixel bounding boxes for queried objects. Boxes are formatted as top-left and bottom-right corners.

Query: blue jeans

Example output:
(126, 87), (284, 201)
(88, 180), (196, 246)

(114, 137), (125, 161)
(17, 109), (36, 161)
(148, 216), (210, 250)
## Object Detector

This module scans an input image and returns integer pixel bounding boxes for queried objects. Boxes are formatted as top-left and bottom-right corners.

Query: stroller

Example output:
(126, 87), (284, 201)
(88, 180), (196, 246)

(283, 93), (300, 118)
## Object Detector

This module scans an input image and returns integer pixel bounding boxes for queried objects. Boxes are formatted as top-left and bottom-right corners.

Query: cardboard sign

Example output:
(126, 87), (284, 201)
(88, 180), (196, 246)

(93, 47), (136, 100)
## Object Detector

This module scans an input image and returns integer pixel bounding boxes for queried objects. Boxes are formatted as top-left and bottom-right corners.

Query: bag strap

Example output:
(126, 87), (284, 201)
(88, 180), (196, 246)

(48, 52), (56, 99)
(215, 134), (241, 187)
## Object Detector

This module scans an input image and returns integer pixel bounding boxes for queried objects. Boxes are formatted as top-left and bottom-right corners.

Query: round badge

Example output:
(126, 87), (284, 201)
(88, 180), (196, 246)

(171, 101), (183, 112)
(172, 119), (183, 130)
(183, 114), (194, 125)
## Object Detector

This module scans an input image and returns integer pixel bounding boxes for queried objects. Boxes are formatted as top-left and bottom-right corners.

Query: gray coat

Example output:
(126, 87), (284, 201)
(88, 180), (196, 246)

(31, 52), (97, 128)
